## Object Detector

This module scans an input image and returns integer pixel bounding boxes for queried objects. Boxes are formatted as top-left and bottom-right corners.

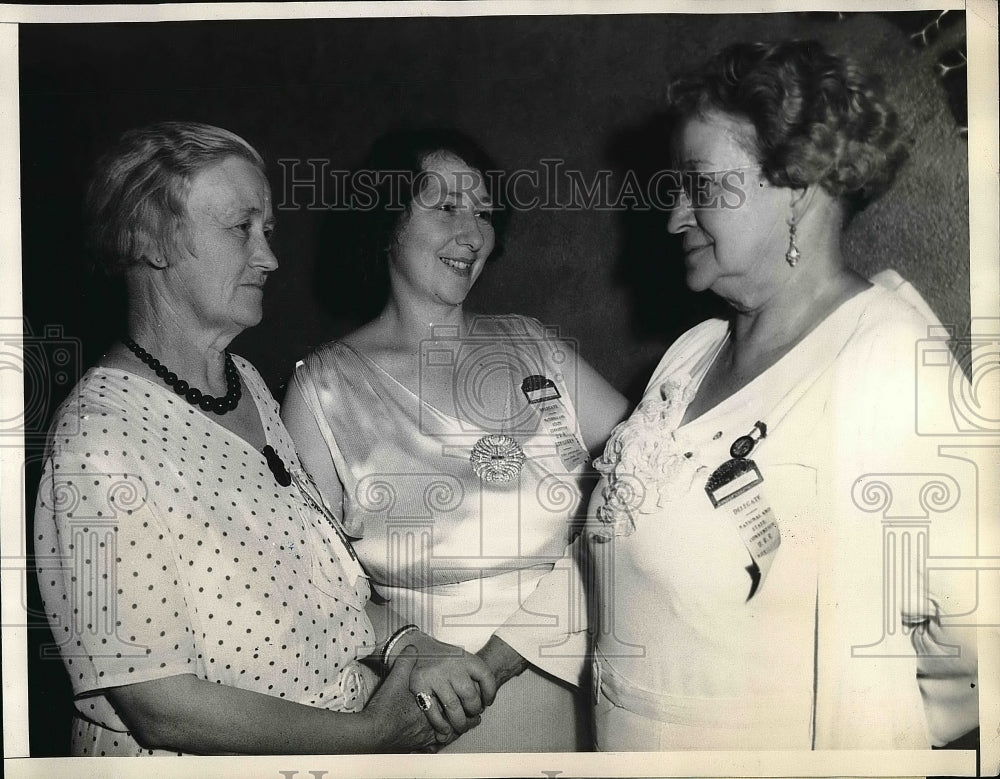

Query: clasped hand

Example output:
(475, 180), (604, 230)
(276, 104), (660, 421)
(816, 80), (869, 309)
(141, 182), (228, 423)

(389, 631), (497, 744)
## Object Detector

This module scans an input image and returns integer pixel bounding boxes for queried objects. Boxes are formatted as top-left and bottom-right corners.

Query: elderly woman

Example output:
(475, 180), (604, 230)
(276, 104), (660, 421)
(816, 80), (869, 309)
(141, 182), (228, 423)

(281, 128), (630, 751)
(34, 121), (492, 756)
(488, 40), (979, 751)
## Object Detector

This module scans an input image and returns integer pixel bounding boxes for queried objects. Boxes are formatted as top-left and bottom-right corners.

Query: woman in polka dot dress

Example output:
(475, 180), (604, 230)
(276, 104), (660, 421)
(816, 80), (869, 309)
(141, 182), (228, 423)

(34, 122), (493, 756)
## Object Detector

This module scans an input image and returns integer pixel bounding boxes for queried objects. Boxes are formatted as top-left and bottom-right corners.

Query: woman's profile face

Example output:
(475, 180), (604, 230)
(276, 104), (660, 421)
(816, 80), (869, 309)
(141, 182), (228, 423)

(666, 110), (790, 310)
(388, 151), (495, 308)
(163, 155), (278, 336)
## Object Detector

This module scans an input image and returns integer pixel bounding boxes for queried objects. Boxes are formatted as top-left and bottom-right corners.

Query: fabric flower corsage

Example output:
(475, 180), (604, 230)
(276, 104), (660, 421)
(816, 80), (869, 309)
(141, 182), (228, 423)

(592, 376), (703, 538)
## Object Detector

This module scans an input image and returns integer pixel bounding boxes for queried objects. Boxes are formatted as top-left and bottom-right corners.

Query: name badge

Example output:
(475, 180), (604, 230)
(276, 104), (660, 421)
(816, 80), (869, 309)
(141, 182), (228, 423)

(704, 423), (781, 600)
(521, 374), (591, 471)
(522, 374), (562, 404)
(705, 457), (762, 508)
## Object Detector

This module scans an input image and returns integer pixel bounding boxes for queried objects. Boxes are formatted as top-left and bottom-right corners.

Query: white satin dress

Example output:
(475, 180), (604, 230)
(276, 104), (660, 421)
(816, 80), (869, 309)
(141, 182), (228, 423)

(288, 314), (594, 752)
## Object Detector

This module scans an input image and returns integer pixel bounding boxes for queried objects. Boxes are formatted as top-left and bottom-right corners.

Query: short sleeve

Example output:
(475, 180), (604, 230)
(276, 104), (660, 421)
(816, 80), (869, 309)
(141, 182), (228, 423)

(35, 447), (199, 696)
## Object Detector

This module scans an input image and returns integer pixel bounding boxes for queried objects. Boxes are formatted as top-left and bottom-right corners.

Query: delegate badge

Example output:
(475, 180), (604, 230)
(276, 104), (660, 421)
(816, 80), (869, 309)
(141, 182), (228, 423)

(521, 374), (591, 471)
(704, 422), (780, 600)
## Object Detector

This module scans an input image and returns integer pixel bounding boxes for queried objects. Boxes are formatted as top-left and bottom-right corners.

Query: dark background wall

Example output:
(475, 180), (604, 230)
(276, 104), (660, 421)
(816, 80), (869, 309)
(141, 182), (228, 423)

(18, 11), (969, 756)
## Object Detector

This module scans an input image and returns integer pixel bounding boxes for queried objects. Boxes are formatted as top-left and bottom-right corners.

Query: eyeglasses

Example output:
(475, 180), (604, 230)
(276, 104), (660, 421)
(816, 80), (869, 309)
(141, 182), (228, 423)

(662, 165), (764, 210)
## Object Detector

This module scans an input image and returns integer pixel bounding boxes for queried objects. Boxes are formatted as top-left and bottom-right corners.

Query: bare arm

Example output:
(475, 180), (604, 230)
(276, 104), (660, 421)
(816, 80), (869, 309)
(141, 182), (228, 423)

(107, 647), (442, 754)
(561, 344), (631, 455)
(285, 373), (495, 737)
(280, 367), (345, 513)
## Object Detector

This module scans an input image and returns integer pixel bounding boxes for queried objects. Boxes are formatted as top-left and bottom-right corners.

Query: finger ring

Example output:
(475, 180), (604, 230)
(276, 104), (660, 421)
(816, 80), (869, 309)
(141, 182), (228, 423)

(414, 691), (435, 711)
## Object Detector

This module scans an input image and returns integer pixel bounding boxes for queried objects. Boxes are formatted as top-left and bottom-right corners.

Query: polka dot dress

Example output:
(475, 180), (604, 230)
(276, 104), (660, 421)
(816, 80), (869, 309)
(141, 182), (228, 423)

(34, 357), (376, 756)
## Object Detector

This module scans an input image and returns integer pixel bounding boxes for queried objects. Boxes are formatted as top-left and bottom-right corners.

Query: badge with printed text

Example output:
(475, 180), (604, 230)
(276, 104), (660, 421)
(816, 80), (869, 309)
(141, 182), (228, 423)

(704, 422), (781, 600)
(521, 374), (590, 471)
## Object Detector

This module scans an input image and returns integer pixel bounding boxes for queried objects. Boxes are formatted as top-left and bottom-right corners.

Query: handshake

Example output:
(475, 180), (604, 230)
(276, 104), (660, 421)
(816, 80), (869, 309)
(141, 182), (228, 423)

(361, 624), (526, 753)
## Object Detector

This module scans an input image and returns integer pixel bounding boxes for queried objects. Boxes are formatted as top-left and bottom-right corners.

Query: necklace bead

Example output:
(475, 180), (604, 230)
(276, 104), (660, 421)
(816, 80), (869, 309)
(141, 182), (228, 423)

(124, 338), (241, 416)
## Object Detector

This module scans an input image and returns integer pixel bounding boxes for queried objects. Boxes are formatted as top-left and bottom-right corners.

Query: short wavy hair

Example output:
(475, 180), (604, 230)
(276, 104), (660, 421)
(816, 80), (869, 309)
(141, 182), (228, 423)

(667, 39), (909, 213)
(85, 121), (265, 276)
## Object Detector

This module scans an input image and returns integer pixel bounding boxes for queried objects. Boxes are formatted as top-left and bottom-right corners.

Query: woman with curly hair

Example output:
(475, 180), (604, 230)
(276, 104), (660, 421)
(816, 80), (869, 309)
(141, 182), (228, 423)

(484, 39), (979, 751)
(282, 128), (629, 751)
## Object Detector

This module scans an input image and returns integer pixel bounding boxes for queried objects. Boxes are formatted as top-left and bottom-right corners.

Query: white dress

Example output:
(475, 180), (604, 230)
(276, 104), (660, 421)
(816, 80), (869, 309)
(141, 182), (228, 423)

(497, 272), (980, 751)
(34, 357), (376, 756)
(288, 314), (593, 751)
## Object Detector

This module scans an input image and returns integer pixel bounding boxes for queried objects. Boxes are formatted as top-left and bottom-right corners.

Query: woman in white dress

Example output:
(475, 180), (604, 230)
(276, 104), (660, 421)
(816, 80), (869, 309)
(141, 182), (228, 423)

(282, 129), (630, 751)
(487, 40), (980, 752)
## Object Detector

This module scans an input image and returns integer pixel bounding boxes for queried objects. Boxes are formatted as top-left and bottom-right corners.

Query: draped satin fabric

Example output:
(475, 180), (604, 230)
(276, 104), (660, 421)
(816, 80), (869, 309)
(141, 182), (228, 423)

(291, 315), (594, 751)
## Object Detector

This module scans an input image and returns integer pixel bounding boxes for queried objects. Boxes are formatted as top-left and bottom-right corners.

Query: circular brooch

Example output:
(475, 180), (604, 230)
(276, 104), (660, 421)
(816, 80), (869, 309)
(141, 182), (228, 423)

(470, 433), (526, 484)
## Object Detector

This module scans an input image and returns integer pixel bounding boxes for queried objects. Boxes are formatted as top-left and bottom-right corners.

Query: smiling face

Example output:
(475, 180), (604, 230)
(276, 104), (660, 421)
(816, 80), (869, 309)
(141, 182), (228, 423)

(388, 151), (495, 308)
(666, 110), (791, 310)
(163, 155), (278, 337)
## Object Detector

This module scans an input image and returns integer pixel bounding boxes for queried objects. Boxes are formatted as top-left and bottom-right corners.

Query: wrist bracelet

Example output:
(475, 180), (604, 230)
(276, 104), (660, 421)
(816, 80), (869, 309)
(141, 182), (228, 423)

(380, 623), (419, 670)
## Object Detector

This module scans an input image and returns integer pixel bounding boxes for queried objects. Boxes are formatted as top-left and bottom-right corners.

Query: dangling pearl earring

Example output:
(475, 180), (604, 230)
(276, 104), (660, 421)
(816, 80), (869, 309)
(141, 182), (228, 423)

(785, 216), (801, 267)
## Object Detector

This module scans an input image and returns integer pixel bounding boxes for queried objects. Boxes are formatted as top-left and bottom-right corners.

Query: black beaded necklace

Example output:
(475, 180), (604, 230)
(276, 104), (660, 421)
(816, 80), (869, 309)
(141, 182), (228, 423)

(123, 337), (242, 415)
(124, 338), (292, 487)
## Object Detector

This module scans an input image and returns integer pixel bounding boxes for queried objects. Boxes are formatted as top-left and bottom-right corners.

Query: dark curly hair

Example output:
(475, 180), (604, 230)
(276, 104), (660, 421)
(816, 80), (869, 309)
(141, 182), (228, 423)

(667, 40), (909, 213)
(351, 127), (508, 294)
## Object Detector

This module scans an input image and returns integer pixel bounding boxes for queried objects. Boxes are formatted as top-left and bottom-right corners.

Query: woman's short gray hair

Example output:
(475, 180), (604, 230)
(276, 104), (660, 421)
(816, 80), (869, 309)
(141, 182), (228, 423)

(85, 121), (265, 276)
